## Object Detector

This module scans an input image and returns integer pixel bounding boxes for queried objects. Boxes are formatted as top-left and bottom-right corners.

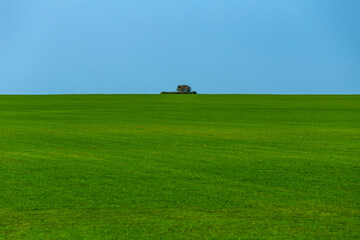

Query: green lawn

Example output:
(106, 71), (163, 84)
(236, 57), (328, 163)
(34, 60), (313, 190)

(0, 94), (359, 239)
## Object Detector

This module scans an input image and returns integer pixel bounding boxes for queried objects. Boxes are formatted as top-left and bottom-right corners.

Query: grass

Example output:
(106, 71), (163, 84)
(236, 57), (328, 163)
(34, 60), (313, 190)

(0, 94), (359, 239)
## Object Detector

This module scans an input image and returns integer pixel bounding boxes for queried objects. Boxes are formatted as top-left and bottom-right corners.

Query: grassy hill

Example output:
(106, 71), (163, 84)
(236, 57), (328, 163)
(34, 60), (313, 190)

(0, 94), (359, 239)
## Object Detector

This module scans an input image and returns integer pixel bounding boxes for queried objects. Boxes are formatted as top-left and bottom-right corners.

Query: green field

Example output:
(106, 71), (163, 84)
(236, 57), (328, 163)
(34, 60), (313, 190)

(0, 95), (359, 239)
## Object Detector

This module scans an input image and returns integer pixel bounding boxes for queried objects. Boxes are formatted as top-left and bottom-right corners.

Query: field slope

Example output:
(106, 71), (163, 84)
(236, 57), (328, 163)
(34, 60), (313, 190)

(0, 94), (359, 239)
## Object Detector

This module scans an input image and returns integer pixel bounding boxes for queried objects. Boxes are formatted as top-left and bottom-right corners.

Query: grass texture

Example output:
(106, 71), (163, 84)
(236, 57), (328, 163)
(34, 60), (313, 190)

(0, 94), (359, 239)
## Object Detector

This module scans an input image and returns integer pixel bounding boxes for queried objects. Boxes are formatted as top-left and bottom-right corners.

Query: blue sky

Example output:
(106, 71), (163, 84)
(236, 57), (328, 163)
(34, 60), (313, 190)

(1, 0), (359, 94)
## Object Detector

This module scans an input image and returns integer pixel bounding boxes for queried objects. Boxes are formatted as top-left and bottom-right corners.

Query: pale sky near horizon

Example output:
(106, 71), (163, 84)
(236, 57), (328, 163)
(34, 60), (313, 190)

(1, 0), (359, 94)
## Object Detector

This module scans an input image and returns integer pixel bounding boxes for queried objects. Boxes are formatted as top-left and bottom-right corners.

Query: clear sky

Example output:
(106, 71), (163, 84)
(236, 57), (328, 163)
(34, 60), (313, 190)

(1, 0), (359, 94)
